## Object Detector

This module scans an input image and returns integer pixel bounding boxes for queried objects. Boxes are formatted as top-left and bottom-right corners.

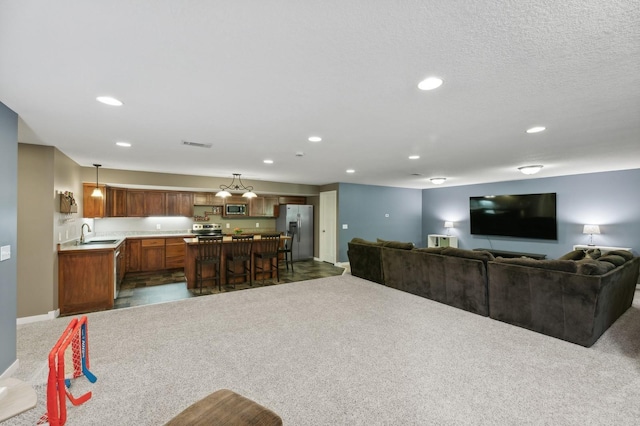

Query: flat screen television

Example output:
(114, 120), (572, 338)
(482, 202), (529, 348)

(470, 193), (557, 240)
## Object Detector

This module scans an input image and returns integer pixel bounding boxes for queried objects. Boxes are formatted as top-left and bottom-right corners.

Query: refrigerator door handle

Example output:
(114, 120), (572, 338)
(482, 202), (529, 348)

(297, 217), (301, 242)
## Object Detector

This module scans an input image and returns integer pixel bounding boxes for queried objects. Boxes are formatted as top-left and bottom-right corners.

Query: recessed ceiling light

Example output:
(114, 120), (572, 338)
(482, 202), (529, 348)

(430, 177), (446, 184)
(96, 96), (123, 106)
(116, 141), (131, 147)
(418, 77), (443, 91)
(308, 136), (322, 142)
(409, 155), (420, 160)
(346, 169), (355, 174)
(518, 165), (543, 175)
(263, 159), (274, 164)
(526, 126), (546, 134)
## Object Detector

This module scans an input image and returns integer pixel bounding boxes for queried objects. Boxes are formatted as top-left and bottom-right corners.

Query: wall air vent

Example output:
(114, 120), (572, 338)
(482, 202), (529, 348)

(182, 140), (212, 148)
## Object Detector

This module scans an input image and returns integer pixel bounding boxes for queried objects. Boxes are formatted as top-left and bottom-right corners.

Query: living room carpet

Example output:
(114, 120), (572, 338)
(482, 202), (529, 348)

(7, 275), (640, 425)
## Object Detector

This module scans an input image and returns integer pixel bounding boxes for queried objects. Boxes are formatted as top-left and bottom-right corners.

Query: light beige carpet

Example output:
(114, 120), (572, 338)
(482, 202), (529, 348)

(7, 275), (640, 425)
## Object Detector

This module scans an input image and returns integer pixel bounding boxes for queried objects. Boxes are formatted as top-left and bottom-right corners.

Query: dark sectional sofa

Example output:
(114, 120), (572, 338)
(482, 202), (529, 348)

(347, 238), (639, 347)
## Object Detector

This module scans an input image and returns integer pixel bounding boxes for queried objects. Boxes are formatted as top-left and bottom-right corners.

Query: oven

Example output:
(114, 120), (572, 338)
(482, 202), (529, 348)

(192, 223), (223, 236)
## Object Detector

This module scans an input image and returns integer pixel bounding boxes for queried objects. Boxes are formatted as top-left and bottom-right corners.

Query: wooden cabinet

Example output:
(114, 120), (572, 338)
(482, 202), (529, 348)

(127, 239), (142, 272)
(165, 237), (186, 269)
(194, 192), (223, 206)
(249, 196), (278, 217)
(83, 183), (106, 218)
(126, 190), (146, 217)
(166, 192), (194, 217)
(59, 249), (114, 315)
(427, 234), (458, 248)
(145, 191), (166, 216)
(141, 238), (165, 271)
(278, 196), (306, 205)
(107, 187), (127, 217)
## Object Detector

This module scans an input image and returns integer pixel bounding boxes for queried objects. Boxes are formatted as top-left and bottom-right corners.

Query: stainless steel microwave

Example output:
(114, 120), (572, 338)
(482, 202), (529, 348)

(225, 204), (247, 215)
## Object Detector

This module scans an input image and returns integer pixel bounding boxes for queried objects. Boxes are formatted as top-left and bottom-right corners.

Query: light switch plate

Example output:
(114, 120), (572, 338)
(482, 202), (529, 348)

(342, 224), (348, 229)
(0, 245), (10, 261)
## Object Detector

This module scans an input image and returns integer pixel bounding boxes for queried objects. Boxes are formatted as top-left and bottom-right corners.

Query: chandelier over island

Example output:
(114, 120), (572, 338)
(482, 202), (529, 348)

(215, 173), (257, 198)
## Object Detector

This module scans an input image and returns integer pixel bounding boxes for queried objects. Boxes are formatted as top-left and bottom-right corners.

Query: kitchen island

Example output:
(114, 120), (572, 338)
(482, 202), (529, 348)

(183, 235), (290, 289)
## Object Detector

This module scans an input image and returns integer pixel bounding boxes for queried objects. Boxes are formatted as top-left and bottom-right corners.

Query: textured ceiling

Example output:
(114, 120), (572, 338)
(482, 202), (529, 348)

(1, 1), (639, 189)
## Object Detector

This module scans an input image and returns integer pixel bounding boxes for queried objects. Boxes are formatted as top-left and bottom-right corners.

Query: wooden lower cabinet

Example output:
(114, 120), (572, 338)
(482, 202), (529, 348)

(59, 249), (114, 315)
(165, 237), (186, 269)
(141, 238), (165, 271)
(127, 239), (142, 272)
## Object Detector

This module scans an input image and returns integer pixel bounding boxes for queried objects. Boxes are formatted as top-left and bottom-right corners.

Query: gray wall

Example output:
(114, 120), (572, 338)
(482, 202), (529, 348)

(0, 102), (18, 374)
(338, 183), (422, 262)
(422, 169), (640, 259)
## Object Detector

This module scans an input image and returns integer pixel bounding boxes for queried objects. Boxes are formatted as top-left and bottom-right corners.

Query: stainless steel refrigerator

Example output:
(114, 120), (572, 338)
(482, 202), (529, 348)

(276, 204), (313, 261)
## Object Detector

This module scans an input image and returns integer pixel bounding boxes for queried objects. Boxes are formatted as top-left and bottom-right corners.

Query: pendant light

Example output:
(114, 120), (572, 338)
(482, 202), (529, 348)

(215, 173), (257, 198)
(91, 164), (103, 197)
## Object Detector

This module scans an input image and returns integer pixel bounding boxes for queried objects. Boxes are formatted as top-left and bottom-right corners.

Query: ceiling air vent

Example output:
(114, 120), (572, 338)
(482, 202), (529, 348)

(182, 140), (212, 148)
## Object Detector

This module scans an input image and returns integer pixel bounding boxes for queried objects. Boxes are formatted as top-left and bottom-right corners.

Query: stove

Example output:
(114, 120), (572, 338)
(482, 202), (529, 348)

(192, 223), (222, 236)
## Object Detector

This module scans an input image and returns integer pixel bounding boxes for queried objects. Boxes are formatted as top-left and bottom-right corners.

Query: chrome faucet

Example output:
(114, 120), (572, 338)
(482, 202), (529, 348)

(80, 223), (92, 244)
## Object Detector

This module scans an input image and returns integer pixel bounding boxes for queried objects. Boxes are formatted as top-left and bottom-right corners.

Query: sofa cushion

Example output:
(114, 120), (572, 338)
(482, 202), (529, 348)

(442, 247), (495, 262)
(584, 248), (602, 259)
(607, 250), (634, 262)
(350, 238), (382, 246)
(597, 254), (626, 267)
(377, 238), (415, 250)
(558, 249), (586, 261)
(576, 258), (617, 275)
(414, 247), (445, 254)
(494, 257), (578, 273)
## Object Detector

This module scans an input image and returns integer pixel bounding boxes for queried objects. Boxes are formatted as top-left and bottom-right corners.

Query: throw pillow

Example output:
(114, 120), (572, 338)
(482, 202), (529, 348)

(558, 249), (586, 261)
(607, 250), (634, 262)
(584, 248), (602, 259)
(381, 240), (415, 250)
(597, 255), (626, 267)
(576, 258), (616, 275)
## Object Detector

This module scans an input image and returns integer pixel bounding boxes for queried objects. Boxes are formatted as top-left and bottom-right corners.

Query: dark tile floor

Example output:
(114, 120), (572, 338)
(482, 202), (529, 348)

(114, 259), (345, 310)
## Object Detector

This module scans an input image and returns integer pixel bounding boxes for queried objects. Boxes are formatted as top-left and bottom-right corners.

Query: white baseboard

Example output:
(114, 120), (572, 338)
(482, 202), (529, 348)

(0, 359), (19, 380)
(17, 309), (59, 326)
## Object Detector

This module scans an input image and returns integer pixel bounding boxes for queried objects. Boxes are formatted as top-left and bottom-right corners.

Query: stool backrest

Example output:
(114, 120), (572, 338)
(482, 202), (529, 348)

(229, 235), (254, 259)
(197, 235), (223, 260)
(259, 233), (281, 255)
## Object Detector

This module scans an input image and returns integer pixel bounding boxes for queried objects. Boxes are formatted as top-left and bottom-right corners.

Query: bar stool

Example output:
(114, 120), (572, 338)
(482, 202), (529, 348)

(254, 233), (281, 285)
(195, 235), (223, 293)
(225, 235), (254, 289)
(278, 229), (296, 272)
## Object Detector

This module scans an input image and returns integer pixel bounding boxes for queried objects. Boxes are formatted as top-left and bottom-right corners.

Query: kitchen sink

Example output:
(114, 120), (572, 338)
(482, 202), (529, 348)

(81, 239), (118, 245)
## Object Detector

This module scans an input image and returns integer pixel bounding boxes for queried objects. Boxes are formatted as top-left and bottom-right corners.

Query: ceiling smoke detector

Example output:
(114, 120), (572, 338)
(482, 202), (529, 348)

(182, 140), (212, 148)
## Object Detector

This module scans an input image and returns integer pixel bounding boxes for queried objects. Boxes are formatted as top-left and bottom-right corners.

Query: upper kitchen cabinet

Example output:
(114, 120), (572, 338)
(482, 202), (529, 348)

(145, 191), (166, 216)
(126, 190), (146, 217)
(126, 190), (166, 217)
(278, 196), (307, 205)
(83, 183), (106, 218)
(166, 192), (194, 217)
(106, 187), (127, 217)
(249, 196), (278, 217)
(193, 192), (224, 206)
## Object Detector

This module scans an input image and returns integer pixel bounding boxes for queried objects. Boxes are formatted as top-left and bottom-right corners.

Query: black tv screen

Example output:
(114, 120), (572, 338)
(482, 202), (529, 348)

(470, 193), (557, 240)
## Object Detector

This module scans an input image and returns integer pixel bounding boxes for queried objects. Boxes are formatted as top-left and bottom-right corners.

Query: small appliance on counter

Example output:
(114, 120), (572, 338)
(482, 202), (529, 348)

(192, 223), (222, 236)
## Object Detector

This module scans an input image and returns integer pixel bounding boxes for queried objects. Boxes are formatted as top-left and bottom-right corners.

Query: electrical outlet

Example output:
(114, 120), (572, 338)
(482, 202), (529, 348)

(226, 223), (230, 228)
(156, 224), (161, 230)
(65, 229), (69, 239)
(256, 223), (260, 228)
(58, 232), (62, 242)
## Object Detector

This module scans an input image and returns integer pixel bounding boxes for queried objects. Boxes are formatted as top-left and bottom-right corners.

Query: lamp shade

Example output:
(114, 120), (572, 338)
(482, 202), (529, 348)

(444, 221), (454, 229)
(582, 225), (600, 235)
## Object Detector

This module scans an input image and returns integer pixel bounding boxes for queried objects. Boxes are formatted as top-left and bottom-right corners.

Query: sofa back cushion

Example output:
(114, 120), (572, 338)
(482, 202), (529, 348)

(441, 247), (495, 262)
(558, 249), (586, 261)
(607, 250), (634, 262)
(376, 238), (415, 250)
(576, 258), (617, 275)
(597, 254), (627, 267)
(414, 247), (445, 254)
(494, 257), (578, 273)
